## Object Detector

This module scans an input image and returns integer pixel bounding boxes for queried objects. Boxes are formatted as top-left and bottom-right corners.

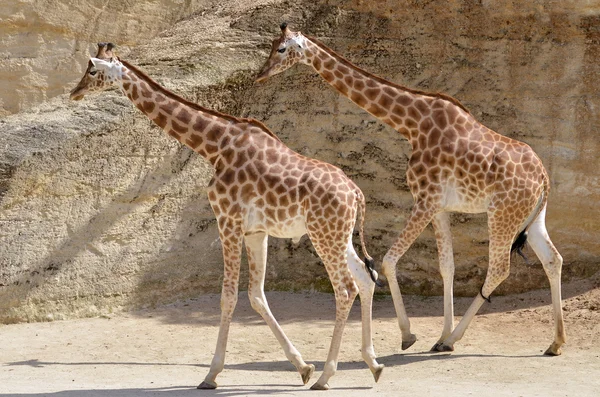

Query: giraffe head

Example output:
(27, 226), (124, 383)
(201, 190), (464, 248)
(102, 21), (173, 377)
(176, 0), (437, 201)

(70, 43), (119, 100)
(255, 23), (308, 82)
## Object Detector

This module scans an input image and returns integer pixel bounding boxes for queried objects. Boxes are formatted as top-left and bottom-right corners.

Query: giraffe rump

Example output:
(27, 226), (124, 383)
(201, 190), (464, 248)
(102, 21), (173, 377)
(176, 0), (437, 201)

(511, 180), (548, 263)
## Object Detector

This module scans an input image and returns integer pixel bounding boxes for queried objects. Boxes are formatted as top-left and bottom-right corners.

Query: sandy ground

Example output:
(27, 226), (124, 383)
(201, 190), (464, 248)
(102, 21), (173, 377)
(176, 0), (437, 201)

(1, 273), (599, 397)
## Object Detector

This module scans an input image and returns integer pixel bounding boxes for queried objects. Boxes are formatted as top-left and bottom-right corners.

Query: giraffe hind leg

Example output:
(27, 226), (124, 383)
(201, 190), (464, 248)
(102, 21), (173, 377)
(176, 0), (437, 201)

(310, 269), (357, 391)
(306, 226), (381, 389)
(345, 237), (384, 382)
(526, 206), (566, 355)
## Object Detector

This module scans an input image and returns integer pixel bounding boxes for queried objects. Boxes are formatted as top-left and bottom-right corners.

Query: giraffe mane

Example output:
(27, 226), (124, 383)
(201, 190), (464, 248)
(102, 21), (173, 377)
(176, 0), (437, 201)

(304, 34), (471, 114)
(119, 59), (282, 142)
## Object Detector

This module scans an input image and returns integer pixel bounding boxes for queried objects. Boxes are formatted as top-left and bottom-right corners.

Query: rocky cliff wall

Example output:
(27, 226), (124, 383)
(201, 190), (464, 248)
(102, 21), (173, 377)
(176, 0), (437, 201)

(0, 0), (232, 115)
(1, 0), (598, 323)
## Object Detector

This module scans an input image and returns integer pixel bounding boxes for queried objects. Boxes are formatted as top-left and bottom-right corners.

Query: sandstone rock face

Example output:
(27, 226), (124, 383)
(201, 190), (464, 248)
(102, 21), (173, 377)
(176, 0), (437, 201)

(1, 0), (599, 322)
(0, 0), (221, 116)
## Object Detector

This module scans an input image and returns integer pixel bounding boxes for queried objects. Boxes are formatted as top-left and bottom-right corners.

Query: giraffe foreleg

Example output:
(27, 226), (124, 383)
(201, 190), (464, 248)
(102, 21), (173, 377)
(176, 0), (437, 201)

(244, 232), (315, 384)
(198, 224), (243, 389)
(382, 203), (435, 350)
(435, 251), (512, 351)
(526, 206), (566, 356)
(430, 212), (456, 351)
(435, 216), (515, 352)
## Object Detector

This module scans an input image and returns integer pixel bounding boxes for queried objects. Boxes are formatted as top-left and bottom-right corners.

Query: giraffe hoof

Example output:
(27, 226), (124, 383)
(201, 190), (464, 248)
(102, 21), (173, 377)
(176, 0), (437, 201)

(310, 382), (330, 390)
(430, 343), (442, 352)
(544, 343), (562, 356)
(197, 380), (217, 389)
(401, 334), (417, 350)
(371, 364), (384, 382)
(301, 364), (316, 384)
(435, 343), (454, 352)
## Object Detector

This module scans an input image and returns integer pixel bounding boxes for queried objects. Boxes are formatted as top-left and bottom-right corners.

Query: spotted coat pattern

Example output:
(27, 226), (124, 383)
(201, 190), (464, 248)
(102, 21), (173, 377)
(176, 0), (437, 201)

(257, 25), (566, 356)
(69, 43), (385, 390)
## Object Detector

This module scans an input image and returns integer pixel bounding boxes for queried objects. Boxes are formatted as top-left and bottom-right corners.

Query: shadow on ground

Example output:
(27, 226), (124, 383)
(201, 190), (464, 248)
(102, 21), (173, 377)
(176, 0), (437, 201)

(2, 350), (559, 397)
(121, 267), (600, 328)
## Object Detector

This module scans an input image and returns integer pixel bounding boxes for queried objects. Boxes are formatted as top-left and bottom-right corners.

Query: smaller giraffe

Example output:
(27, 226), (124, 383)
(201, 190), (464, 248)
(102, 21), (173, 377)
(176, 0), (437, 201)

(69, 43), (384, 390)
(256, 24), (566, 356)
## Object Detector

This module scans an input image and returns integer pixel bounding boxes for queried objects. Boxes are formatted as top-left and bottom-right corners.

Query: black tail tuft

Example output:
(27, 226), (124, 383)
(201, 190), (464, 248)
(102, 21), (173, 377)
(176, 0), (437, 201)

(511, 230), (529, 262)
(364, 257), (377, 282)
(364, 257), (384, 287)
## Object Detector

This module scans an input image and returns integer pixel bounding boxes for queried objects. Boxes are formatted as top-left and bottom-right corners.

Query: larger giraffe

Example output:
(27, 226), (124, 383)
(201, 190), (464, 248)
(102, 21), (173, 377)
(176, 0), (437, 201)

(69, 43), (385, 390)
(256, 24), (565, 356)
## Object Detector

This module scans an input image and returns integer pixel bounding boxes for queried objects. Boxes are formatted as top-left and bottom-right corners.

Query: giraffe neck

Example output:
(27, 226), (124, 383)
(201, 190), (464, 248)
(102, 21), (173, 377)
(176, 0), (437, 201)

(303, 36), (471, 144)
(115, 60), (244, 167)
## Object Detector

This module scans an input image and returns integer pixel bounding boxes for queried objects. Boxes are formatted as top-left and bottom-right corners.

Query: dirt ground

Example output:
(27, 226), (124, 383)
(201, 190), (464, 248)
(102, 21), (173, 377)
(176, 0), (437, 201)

(1, 272), (599, 397)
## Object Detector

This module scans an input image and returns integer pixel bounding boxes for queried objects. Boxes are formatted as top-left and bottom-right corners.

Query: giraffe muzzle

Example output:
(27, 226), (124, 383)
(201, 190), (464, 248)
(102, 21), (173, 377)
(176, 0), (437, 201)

(255, 64), (274, 83)
(69, 87), (85, 101)
(255, 71), (268, 83)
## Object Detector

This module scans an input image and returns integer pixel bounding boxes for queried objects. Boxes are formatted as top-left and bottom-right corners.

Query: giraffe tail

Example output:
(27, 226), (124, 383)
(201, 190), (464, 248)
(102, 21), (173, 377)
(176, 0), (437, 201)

(511, 178), (549, 262)
(356, 189), (381, 286)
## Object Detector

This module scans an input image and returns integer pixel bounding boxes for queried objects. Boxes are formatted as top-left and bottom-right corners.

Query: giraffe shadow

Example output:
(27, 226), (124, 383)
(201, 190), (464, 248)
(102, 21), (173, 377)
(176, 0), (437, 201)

(0, 384), (371, 397)
(0, 386), (301, 397)
(4, 349), (545, 373)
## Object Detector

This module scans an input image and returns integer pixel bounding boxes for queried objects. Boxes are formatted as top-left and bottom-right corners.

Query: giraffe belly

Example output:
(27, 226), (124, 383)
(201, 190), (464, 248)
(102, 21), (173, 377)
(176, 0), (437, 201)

(441, 183), (490, 213)
(245, 208), (308, 241)
(444, 199), (488, 214)
(267, 216), (308, 241)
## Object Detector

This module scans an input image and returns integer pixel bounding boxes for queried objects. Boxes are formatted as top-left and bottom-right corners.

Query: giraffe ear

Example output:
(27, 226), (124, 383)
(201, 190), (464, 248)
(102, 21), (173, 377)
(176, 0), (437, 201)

(90, 57), (112, 71)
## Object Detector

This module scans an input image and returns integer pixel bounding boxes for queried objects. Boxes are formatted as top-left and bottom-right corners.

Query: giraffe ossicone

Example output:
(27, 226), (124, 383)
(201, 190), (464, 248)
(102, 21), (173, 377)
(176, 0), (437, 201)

(70, 43), (384, 389)
(257, 25), (566, 356)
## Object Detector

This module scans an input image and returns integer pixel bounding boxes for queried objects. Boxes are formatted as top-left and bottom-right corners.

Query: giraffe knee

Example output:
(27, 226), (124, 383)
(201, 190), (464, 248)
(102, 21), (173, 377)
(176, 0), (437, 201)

(556, 253), (563, 267)
(542, 253), (563, 277)
(347, 280), (359, 298)
(220, 290), (238, 312)
(551, 252), (563, 269)
(482, 266), (510, 296)
(250, 297), (266, 314)
(439, 264), (454, 280)
(248, 290), (267, 314)
(335, 286), (350, 302)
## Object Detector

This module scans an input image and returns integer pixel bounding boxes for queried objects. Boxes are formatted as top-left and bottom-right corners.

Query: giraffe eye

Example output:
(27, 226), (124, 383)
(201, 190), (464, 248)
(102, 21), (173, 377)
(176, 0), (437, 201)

(277, 47), (286, 53)
(89, 70), (97, 76)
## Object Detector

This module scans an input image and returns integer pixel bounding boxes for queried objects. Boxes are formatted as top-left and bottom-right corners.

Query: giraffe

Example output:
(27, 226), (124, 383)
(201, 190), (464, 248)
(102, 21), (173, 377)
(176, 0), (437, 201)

(256, 24), (566, 356)
(69, 43), (385, 390)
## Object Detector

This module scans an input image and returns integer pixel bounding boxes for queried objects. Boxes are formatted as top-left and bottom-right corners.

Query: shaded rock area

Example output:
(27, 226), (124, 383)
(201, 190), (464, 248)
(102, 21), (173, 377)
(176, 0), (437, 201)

(0, 0), (599, 323)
